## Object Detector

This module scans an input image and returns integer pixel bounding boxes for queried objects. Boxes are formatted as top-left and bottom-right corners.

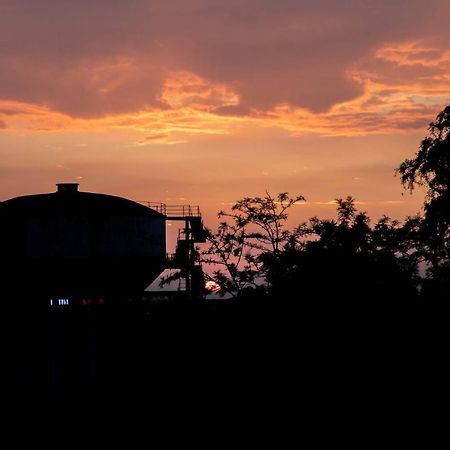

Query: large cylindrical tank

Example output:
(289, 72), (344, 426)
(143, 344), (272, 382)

(0, 184), (166, 299)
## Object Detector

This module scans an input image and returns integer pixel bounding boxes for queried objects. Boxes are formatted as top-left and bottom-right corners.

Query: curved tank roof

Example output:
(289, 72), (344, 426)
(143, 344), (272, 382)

(0, 183), (163, 218)
(0, 184), (167, 298)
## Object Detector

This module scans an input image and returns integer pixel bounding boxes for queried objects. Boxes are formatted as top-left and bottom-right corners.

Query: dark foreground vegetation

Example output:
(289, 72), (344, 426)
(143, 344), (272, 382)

(7, 107), (449, 414)
(201, 107), (449, 353)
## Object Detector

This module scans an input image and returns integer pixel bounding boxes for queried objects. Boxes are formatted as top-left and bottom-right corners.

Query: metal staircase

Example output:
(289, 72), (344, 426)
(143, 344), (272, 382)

(139, 201), (207, 299)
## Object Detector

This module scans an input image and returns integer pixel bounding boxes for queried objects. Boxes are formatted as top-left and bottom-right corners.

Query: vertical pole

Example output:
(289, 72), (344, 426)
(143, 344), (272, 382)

(185, 218), (191, 294)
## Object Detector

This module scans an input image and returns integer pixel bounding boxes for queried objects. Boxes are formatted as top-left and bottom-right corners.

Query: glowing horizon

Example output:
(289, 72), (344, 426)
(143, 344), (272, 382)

(1, 1), (448, 226)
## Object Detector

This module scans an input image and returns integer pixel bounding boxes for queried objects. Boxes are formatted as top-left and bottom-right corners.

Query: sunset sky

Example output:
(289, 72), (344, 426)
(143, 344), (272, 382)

(2, 0), (450, 226)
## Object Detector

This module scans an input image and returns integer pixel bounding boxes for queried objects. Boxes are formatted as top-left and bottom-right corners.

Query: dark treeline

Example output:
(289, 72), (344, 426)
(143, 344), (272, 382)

(202, 107), (450, 357)
(10, 108), (449, 414)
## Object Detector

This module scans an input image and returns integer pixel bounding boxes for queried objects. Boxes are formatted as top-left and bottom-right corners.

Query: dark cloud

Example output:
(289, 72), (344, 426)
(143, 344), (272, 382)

(1, 0), (449, 117)
(143, 133), (169, 140)
(138, 134), (170, 143)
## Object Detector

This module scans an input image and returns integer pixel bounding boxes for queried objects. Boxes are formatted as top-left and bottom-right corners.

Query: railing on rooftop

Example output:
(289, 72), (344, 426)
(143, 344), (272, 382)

(138, 202), (201, 217)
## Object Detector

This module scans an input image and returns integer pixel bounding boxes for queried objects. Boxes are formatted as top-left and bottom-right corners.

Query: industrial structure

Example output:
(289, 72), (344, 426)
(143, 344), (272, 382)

(0, 183), (206, 305)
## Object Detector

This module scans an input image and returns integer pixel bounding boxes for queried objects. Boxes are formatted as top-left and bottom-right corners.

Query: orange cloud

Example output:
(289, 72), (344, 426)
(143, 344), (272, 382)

(2, 42), (450, 142)
(0, 97), (245, 143)
(376, 41), (450, 67)
(135, 133), (187, 145)
(158, 71), (240, 111)
(261, 41), (450, 135)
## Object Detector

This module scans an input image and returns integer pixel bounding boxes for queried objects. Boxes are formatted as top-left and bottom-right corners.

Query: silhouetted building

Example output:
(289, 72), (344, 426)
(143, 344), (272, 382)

(0, 183), (205, 304)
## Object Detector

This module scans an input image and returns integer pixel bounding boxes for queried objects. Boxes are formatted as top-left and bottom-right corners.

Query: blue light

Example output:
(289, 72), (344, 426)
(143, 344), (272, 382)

(49, 298), (70, 306)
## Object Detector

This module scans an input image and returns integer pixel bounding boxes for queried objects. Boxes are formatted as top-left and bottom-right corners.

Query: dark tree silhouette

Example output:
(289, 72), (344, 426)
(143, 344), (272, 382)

(227, 191), (305, 253)
(263, 197), (419, 344)
(201, 191), (305, 297)
(398, 106), (450, 200)
(398, 105), (450, 300)
(201, 220), (258, 298)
